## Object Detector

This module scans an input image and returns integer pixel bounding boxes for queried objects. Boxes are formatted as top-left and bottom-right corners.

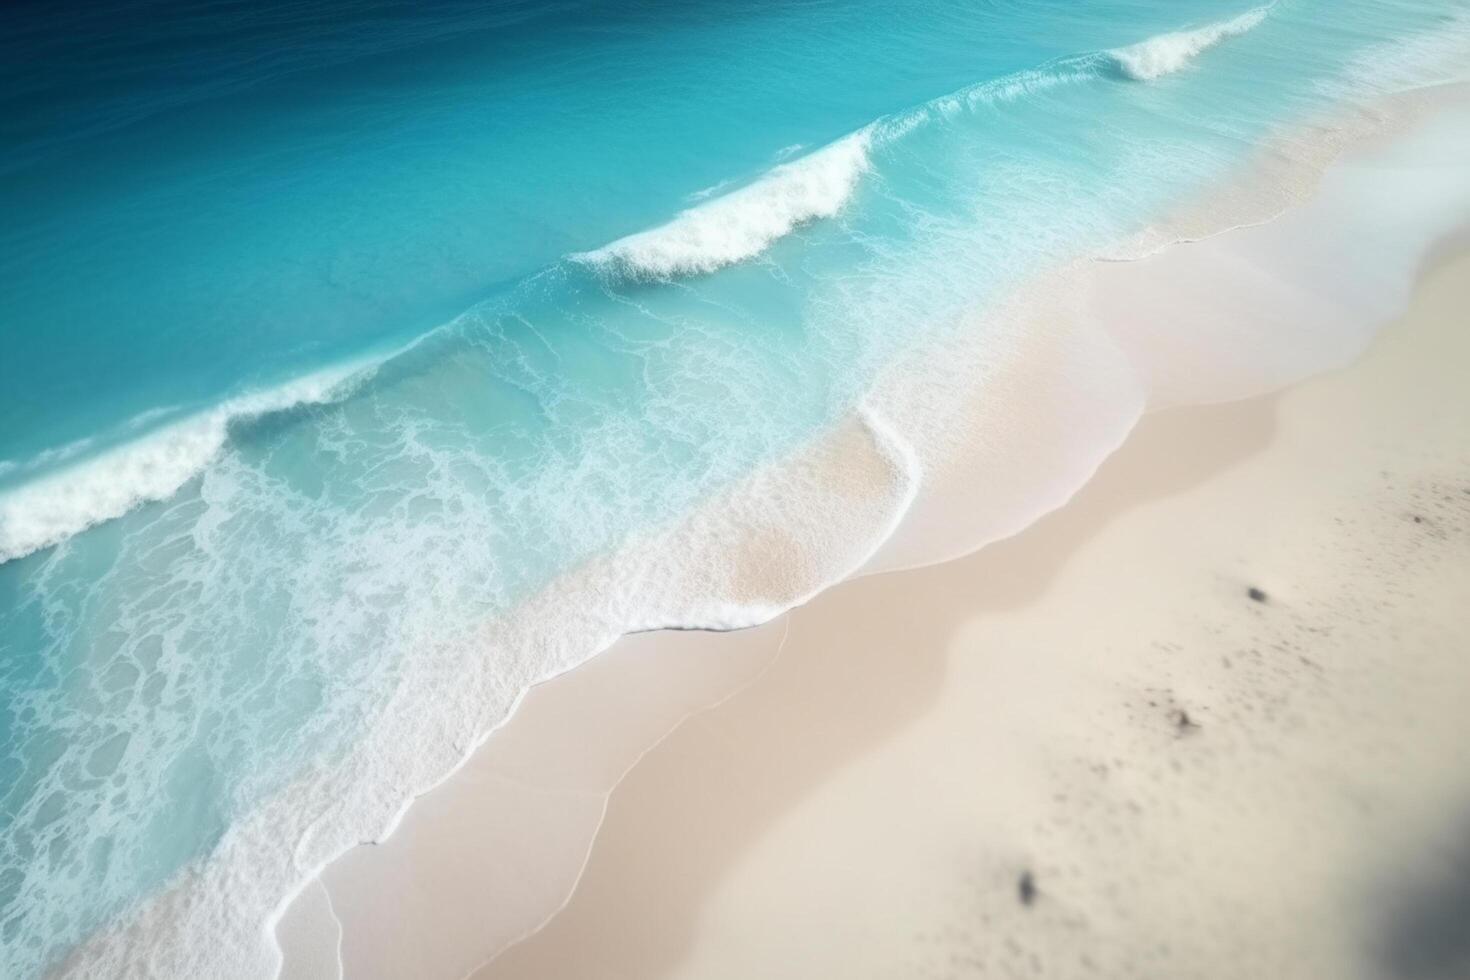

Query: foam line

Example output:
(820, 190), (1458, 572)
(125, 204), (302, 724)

(573, 129), (873, 280)
(1108, 6), (1271, 82)
(575, 8), (1274, 283)
(0, 4), (1285, 568)
(0, 360), (374, 564)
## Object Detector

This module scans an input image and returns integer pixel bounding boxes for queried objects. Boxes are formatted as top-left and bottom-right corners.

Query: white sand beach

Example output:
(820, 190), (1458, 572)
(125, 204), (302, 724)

(477, 244), (1470, 980)
(12, 8), (1470, 980)
(272, 87), (1470, 980)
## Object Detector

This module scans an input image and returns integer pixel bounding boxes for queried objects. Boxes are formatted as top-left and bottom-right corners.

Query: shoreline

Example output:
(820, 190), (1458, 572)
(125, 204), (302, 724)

(46, 79), (1468, 980)
(271, 87), (1470, 980)
(11, 10), (1470, 979)
(480, 243), (1470, 980)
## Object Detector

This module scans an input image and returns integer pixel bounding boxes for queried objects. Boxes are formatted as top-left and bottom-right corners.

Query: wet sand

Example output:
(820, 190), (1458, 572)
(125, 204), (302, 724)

(477, 247), (1470, 980)
(270, 92), (1470, 980)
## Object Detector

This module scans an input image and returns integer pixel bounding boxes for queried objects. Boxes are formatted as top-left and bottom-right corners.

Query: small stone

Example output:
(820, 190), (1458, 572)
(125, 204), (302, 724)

(1018, 870), (1037, 906)
(1247, 587), (1268, 603)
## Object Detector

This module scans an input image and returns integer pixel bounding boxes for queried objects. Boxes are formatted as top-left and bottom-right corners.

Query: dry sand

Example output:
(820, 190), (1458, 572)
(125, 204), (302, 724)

(475, 248), (1470, 980)
(279, 622), (788, 980)
(271, 95), (1470, 980)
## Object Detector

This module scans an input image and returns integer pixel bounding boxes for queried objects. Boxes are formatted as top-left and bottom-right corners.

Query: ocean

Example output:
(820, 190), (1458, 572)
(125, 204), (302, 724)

(2, 0), (1467, 975)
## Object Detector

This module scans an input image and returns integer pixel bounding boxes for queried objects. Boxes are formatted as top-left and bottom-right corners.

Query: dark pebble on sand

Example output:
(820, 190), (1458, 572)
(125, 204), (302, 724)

(1247, 587), (1268, 602)
(1018, 871), (1037, 906)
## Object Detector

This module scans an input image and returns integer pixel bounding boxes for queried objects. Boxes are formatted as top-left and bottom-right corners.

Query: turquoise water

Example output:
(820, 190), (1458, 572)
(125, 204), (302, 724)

(1, 0), (1466, 974)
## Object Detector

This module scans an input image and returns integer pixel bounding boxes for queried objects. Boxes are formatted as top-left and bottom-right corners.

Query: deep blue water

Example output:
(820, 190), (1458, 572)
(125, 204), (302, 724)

(1, 0), (1465, 974)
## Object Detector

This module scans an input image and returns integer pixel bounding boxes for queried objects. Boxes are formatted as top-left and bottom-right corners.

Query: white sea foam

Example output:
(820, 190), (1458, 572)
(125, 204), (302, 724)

(58, 402), (924, 980)
(1109, 6), (1270, 82)
(573, 6), (1275, 283)
(0, 360), (374, 564)
(24, 12), (1470, 978)
(268, 89), (1470, 980)
(33, 49), (1470, 980)
(0, 22), (1100, 569)
(574, 129), (872, 279)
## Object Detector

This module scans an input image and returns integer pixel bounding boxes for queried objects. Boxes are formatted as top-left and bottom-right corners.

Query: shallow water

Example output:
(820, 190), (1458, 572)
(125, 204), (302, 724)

(2, 1), (1468, 975)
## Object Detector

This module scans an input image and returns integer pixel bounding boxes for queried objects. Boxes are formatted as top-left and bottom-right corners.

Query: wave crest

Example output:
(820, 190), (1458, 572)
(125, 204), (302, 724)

(0, 362), (373, 564)
(0, 6), (1283, 564)
(1109, 7), (1270, 82)
(573, 130), (872, 280)
(574, 8), (1272, 283)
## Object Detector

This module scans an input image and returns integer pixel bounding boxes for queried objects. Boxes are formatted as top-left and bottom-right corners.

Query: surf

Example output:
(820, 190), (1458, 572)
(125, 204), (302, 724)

(0, 5), (1284, 569)
(0, 359), (376, 563)
(572, 129), (874, 280)
(4, 3), (1467, 976)
(1107, 6), (1272, 81)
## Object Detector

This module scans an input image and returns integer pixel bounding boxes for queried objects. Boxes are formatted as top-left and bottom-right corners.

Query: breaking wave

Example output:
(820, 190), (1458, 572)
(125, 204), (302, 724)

(0, 5), (1282, 568)
(1108, 7), (1271, 82)
(0, 360), (375, 563)
(573, 129), (873, 280)
(575, 6), (1274, 281)
(0, 6), (1278, 566)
